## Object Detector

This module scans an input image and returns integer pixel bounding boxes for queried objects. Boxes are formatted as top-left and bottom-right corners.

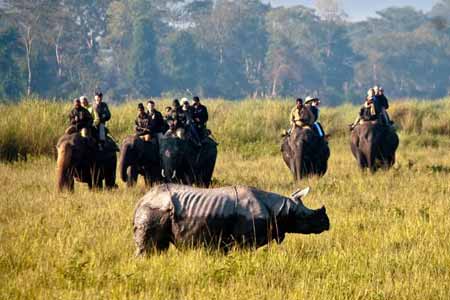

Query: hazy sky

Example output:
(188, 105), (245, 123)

(265, 0), (437, 20)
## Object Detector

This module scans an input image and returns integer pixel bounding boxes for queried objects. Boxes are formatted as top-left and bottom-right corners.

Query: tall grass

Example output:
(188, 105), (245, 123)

(1, 97), (449, 160)
(1, 134), (450, 299)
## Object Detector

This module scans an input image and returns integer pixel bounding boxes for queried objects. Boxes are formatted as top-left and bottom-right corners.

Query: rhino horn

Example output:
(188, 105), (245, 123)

(291, 187), (311, 199)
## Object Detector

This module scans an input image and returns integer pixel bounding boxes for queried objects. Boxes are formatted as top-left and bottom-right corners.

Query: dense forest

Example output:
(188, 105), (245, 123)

(1, 0), (450, 105)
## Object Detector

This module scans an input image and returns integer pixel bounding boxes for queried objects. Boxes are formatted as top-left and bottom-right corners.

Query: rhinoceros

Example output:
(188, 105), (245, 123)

(133, 184), (330, 255)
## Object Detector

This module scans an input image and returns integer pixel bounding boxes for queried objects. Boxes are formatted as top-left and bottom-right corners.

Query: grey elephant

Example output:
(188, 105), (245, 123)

(56, 131), (117, 192)
(119, 135), (162, 187)
(350, 122), (399, 172)
(159, 136), (217, 187)
(281, 127), (330, 181)
(133, 184), (330, 255)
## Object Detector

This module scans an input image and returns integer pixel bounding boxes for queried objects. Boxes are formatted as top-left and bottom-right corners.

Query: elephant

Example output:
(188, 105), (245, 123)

(350, 122), (399, 172)
(119, 135), (162, 187)
(56, 131), (117, 192)
(281, 127), (330, 181)
(159, 135), (217, 187)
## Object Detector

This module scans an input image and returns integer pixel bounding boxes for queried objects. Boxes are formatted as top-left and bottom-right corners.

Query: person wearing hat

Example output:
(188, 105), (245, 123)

(93, 92), (111, 148)
(192, 96), (209, 138)
(146, 100), (164, 139)
(305, 96), (325, 138)
(69, 98), (93, 137)
(178, 98), (193, 127)
(290, 98), (314, 130)
(180, 97), (201, 145)
(135, 103), (150, 137)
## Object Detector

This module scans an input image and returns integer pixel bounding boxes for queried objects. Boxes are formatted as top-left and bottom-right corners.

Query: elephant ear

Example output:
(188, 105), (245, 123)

(291, 187), (310, 200)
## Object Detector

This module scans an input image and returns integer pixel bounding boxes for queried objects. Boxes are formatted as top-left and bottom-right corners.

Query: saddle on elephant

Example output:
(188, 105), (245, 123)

(64, 125), (118, 152)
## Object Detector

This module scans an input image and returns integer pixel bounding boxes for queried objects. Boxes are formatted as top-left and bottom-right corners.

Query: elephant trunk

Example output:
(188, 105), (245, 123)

(56, 142), (72, 192)
(294, 144), (303, 181)
(119, 145), (131, 183)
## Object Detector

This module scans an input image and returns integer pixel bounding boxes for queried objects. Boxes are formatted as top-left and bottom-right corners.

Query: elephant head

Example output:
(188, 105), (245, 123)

(159, 137), (189, 183)
(282, 127), (329, 181)
(119, 135), (142, 186)
(350, 123), (399, 172)
(120, 135), (161, 187)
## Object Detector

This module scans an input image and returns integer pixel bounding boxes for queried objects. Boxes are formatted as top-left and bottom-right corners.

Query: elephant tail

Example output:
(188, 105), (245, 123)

(56, 141), (72, 191)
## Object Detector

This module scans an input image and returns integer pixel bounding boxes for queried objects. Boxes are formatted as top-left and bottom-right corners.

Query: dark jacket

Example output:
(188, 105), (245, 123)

(377, 95), (389, 110)
(192, 103), (209, 127)
(135, 112), (150, 134)
(69, 107), (93, 131)
(94, 102), (111, 126)
(147, 109), (164, 134)
(177, 107), (194, 128)
(307, 105), (319, 122)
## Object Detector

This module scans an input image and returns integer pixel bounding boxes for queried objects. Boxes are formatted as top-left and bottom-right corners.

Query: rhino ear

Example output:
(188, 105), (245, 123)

(291, 187), (311, 200)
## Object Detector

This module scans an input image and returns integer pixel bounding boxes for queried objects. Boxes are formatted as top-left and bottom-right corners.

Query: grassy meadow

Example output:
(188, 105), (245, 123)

(1, 98), (450, 299)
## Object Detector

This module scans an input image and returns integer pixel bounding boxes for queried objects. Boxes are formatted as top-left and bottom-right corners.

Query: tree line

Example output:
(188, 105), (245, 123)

(1, 0), (450, 105)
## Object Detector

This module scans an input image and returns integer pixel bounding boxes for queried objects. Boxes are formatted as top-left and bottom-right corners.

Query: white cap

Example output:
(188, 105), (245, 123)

(80, 96), (88, 102)
(181, 97), (189, 105)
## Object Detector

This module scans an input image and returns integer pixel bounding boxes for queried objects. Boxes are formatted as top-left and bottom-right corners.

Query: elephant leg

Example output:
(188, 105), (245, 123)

(65, 170), (75, 192)
(127, 166), (139, 187)
(144, 169), (153, 187)
(105, 168), (117, 189)
(91, 166), (104, 189)
(105, 158), (117, 189)
(356, 150), (367, 170)
(367, 152), (377, 173)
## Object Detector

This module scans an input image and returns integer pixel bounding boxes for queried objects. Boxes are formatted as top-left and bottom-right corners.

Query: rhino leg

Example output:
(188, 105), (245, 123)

(134, 208), (172, 256)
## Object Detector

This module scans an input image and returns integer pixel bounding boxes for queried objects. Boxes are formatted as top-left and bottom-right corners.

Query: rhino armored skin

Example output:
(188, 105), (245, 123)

(133, 184), (330, 255)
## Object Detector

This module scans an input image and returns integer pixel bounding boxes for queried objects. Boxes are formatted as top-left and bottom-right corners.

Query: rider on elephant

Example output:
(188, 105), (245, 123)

(135, 103), (151, 137)
(180, 98), (201, 146)
(374, 86), (392, 125)
(69, 98), (93, 137)
(192, 96), (209, 139)
(350, 88), (380, 130)
(290, 98), (314, 132)
(305, 96), (325, 138)
(93, 92), (111, 149)
(80, 96), (93, 116)
(146, 100), (165, 139)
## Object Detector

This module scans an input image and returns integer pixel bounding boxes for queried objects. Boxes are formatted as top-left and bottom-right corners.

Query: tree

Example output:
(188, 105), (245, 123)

(0, 26), (24, 100)
(128, 18), (160, 97)
(2, 0), (59, 96)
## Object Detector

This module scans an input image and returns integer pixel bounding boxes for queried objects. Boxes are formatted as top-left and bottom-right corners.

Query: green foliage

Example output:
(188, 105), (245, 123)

(0, 26), (23, 100)
(128, 18), (160, 97)
(1, 1), (450, 103)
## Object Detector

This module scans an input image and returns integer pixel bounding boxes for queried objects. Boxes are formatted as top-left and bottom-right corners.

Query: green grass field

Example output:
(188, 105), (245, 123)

(1, 99), (450, 299)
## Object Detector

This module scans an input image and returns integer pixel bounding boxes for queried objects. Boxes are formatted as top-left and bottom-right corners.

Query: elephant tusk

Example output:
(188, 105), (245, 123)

(172, 170), (177, 179)
(161, 169), (166, 178)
